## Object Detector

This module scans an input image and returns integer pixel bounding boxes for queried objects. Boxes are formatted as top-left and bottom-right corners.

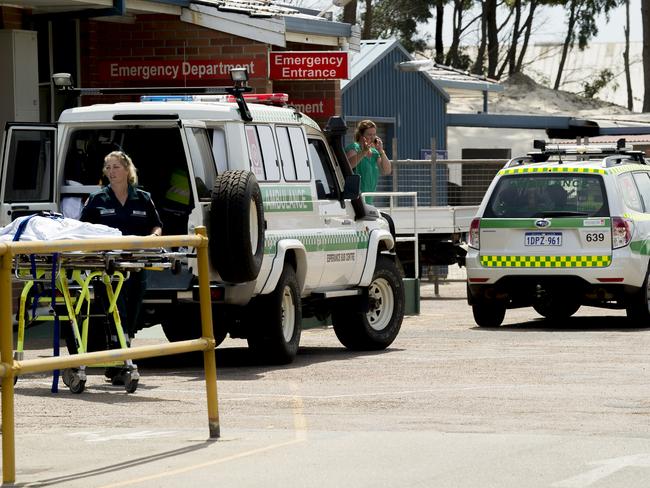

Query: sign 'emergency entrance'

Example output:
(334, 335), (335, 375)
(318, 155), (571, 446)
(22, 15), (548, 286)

(268, 51), (348, 80)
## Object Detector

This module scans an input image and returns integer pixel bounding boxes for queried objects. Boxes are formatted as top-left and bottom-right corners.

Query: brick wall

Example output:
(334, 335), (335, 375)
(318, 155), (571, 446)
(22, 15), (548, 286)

(79, 14), (272, 105)
(0, 7), (25, 30)
(75, 15), (342, 127)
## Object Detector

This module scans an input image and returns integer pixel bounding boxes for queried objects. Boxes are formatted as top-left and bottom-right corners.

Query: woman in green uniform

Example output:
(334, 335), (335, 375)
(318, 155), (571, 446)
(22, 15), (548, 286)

(345, 120), (392, 203)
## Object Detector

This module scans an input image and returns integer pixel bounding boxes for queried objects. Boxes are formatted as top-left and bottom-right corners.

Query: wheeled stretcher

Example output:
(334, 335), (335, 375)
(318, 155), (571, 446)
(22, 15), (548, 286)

(13, 249), (187, 394)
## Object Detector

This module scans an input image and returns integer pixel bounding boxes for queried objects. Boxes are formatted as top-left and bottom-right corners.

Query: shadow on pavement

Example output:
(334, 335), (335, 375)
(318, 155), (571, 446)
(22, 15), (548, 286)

(473, 314), (646, 332)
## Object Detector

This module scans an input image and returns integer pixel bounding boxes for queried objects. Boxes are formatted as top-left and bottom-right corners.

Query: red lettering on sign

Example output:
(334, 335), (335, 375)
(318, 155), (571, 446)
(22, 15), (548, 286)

(291, 98), (335, 117)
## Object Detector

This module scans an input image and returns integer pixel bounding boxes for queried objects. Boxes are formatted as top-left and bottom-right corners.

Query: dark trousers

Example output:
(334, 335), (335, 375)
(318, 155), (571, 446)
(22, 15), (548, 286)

(94, 270), (147, 346)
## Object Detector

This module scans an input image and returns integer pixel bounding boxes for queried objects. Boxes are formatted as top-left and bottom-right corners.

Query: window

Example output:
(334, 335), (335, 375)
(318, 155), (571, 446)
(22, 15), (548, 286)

(186, 127), (216, 201)
(245, 125), (280, 181)
(484, 174), (609, 218)
(619, 173), (644, 212)
(211, 127), (228, 174)
(276, 127), (295, 180)
(633, 173), (650, 212)
(289, 127), (310, 181)
(276, 126), (311, 181)
(308, 138), (338, 199)
(4, 129), (54, 202)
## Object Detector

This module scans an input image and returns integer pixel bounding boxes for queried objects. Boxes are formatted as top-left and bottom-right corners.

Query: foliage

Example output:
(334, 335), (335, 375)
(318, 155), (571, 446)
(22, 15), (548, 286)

(581, 68), (618, 98)
(365, 0), (437, 52)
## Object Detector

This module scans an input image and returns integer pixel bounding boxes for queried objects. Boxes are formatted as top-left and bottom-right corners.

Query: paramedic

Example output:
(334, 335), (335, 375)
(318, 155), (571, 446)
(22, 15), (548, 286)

(345, 120), (391, 203)
(80, 151), (163, 343)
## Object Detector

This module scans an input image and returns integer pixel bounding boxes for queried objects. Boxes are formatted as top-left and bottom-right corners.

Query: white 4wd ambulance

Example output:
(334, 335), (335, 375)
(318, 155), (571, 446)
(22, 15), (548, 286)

(0, 82), (405, 364)
(466, 139), (650, 327)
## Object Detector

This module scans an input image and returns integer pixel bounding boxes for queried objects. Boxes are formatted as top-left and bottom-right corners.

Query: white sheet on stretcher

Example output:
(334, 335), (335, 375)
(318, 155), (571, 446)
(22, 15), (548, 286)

(0, 215), (122, 241)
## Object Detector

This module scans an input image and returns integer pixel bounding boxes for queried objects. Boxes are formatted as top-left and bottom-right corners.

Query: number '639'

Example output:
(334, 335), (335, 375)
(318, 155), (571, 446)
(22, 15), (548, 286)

(585, 233), (605, 242)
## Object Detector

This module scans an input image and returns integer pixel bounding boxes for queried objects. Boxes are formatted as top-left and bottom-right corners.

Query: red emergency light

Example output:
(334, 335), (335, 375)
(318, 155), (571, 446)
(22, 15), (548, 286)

(226, 93), (289, 106)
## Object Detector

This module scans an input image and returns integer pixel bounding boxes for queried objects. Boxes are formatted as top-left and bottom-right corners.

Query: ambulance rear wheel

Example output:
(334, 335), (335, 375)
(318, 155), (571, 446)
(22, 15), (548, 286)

(626, 266), (650, 325)
(210, 170), (264, 284)
(472, 302), (506, 327)
(247, 265), (301, 364)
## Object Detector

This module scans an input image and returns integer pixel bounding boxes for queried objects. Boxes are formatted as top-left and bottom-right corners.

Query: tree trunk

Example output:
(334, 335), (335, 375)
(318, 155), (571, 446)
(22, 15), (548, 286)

(506, 0), (522, 76)
(362, 0), (373, 39)
(515, 0), (537, 73)
(342, 0), (357, 25)
(625, 0), (633, 110)
(643, 0), (650, 111)
(435, 0), (445, 64)
(472, 0), (487, 74)
(445, 0), (463, 66)
(486, 0), (498, 78)
(554, 0), (577, 90)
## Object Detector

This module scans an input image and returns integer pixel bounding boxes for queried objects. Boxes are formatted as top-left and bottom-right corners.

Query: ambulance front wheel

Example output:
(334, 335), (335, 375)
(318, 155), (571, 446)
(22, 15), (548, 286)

(331, 255), (404, 350)
(472, 301), (506, 327)
(210, 170), (264, 284)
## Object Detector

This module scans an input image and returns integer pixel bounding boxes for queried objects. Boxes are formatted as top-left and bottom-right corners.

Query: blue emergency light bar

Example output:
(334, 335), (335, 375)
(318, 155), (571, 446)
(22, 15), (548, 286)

(140, 95), (196, 102)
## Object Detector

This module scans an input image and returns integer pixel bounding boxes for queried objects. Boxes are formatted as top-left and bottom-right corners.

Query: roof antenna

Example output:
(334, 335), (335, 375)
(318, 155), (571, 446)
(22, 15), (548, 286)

(557, 142), (563, 164)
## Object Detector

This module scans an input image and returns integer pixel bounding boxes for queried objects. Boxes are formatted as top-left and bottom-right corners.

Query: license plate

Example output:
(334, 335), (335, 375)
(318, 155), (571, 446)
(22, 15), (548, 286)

(525, 232), (562, 246)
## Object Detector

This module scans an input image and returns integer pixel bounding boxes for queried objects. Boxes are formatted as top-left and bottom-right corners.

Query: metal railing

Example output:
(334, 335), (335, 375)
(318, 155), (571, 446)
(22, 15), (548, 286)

(0, 227), (219, 484)
(376, 158), (506, 208)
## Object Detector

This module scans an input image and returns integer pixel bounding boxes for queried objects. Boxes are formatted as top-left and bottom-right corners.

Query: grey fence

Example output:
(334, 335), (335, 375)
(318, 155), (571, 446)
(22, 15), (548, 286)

(374, 158), (507, 285)
(375, 159), (506, 208)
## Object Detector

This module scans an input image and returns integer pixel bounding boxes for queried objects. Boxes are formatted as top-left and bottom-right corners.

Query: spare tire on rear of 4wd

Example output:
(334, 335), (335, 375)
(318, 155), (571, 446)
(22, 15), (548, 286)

(210, 170), (265, 284)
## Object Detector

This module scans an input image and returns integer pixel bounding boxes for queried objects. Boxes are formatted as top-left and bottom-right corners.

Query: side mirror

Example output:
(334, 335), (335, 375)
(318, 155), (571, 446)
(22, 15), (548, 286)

(342, 174), (360, 199)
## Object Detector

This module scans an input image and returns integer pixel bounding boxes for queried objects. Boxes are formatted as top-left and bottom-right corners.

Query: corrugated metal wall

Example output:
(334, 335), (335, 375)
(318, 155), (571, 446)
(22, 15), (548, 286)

(342, 46), (448, 160)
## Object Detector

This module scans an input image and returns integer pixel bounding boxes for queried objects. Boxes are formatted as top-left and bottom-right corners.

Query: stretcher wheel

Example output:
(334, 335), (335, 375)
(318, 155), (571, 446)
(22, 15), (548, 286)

(63, 368), (86, 394)
(125, 377), (139, 394)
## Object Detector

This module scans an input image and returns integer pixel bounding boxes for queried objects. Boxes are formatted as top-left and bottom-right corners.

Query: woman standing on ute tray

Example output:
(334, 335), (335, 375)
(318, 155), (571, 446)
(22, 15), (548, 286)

(345, 119), (392, 203)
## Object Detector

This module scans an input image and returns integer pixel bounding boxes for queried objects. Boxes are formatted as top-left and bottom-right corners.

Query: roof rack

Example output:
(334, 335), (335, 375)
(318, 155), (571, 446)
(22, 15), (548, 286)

(503, 138), (648, 168)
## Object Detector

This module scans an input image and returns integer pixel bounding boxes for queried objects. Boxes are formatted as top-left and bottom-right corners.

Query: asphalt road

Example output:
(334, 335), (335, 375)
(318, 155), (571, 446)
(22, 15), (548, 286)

(5, 280), (650, 487)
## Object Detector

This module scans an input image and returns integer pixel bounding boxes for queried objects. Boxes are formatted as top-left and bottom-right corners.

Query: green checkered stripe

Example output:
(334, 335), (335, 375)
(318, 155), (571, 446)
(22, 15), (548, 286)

(607, 165), (650, 175)
(499, 167), (606, 176)
(264, 230), (370, 255)
(480, 255), (612, 267)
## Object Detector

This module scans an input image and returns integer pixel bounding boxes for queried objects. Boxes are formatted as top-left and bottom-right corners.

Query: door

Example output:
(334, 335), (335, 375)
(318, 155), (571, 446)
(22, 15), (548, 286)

(309, 136), (366, 287)
(0, 124), (57, 226)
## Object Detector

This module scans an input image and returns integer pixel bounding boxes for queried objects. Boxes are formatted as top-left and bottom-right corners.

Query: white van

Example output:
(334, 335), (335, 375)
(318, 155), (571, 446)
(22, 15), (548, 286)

(0, 83), (405, 364)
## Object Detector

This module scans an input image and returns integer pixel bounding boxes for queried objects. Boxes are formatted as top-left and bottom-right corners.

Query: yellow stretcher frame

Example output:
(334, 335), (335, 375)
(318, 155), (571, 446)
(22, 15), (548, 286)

(0, 227), (219, 484)
(16, 268), (137, 393)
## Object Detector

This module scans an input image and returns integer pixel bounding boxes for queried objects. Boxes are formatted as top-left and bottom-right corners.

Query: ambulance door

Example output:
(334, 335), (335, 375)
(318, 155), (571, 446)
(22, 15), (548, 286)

(309, 136), (365, 287)
(0, 124), (58, 227)
(180, 121), (217, 235)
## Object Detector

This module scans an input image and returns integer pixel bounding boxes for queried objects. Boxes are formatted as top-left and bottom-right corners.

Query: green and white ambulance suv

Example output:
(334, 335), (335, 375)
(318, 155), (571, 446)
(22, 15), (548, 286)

(0, 78), (405, 363)
(466, 139), (650, 327)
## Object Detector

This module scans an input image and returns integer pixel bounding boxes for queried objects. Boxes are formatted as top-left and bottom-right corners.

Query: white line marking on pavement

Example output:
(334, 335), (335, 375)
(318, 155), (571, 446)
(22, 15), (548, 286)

(552, 453), (650, 487)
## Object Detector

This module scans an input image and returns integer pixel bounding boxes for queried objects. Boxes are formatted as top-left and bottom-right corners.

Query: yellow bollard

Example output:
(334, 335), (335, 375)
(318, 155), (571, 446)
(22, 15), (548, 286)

(195, 226), (220, 438)
(0, 246), (16, 483)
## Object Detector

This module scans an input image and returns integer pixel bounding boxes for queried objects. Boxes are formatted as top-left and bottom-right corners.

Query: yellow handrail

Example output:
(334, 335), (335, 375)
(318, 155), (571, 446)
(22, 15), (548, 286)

(0, 227), (219, 484)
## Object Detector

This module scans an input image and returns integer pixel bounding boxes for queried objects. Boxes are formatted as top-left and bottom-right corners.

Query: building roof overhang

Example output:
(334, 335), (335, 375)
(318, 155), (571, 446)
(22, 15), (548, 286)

(0, 0), (359, 49)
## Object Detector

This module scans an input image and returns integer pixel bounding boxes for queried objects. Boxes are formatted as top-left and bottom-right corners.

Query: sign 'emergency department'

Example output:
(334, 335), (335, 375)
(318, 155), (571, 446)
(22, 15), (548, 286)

(268, 51), (348, 80)
(99, 58), (266, 81)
